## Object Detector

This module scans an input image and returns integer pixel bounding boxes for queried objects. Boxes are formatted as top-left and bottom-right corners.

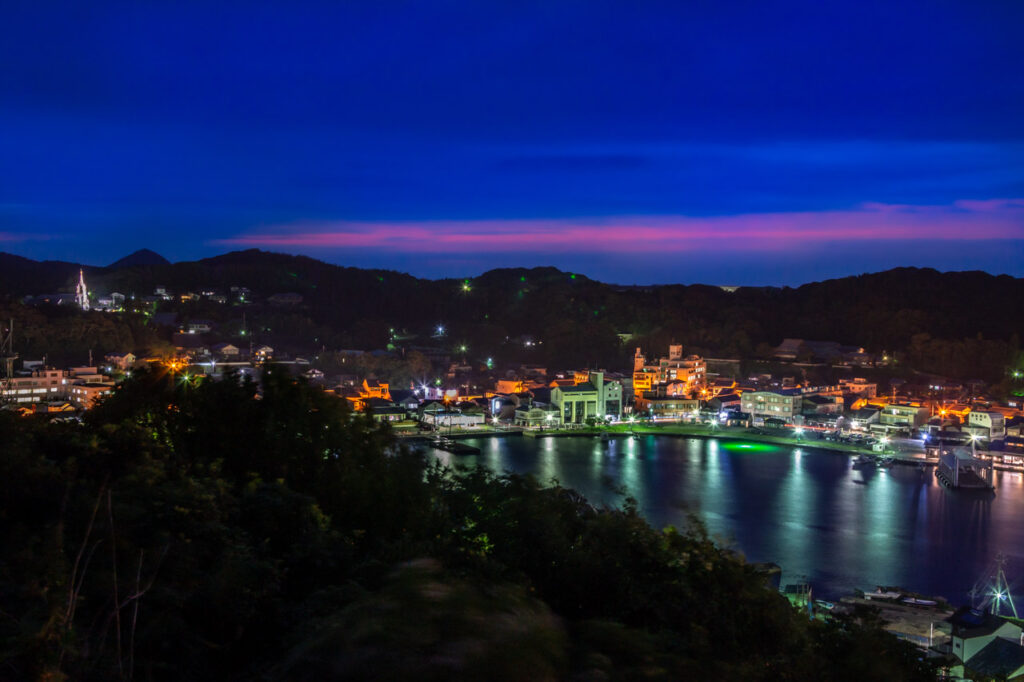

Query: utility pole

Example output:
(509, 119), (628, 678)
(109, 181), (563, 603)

(1, 319), (17, 403)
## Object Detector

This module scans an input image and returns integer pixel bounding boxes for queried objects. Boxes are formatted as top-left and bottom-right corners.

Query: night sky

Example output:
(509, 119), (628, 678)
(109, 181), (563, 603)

(2, 1), (1023, 284)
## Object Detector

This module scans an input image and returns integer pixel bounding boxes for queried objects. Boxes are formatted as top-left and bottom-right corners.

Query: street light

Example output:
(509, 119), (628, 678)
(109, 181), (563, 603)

(794, 427), (804, 441)
(970, 433), (981, 457)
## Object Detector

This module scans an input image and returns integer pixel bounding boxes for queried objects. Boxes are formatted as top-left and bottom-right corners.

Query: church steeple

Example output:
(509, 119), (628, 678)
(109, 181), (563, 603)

(75, 269), (90, 311)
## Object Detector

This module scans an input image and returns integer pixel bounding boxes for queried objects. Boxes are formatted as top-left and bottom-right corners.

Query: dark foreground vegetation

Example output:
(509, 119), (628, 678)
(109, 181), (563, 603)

(1, 368), (936, 680)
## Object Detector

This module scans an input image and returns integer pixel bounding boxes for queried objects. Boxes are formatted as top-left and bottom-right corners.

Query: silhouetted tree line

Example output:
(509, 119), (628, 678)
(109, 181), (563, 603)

(0, 368), (937, 680)
(3, 249), (1021, 380)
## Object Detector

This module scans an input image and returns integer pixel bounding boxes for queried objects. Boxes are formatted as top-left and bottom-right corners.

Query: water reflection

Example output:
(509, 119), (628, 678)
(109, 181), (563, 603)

(431, 435), (1019, 601)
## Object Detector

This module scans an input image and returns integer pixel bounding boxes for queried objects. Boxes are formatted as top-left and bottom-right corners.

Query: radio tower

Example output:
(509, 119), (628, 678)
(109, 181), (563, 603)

(1, 319), (16, 402)
(75, 268), (90, 311)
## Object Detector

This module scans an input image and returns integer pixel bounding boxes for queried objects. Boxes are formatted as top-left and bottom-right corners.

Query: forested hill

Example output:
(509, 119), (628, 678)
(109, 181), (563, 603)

(1, 249), (1022, 378)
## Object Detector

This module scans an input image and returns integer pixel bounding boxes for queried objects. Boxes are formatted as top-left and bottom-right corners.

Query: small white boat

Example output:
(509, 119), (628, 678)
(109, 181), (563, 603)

(864, 590), (902, 600)
(901, 597), (938, 607)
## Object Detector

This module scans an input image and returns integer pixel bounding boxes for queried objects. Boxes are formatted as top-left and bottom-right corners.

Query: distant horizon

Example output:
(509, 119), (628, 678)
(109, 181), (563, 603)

(3, 3), (1023, 285)
(3, 245), (1022, 290)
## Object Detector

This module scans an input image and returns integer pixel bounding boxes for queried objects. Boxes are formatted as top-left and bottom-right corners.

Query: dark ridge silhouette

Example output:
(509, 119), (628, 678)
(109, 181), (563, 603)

(108, 248), (171, 269)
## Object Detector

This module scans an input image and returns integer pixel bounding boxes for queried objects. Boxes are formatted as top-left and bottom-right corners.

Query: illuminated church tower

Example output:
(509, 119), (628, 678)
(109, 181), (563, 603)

(75, 269), (90, 311)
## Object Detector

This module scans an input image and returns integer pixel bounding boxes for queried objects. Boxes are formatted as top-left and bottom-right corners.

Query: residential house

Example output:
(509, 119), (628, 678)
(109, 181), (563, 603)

(848, 408), (880, 430)
(362, 378), (391, 401)
(105, 352), (137, 371)
(879, 403), (930, 429)
(802, 394), (843, 415)
(187, 319), (214, 334)
(254, 345), (274, 361)
(839, 377), (878, 398)
(948, 606), (1024, 676)
(212, 343), (240, 358)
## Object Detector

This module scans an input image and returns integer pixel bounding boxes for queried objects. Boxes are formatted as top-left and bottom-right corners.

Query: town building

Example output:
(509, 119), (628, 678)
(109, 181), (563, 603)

(633, 345), (707, 396)
(879, 403), (930, 429)
(212, 343), (240, 358)
(966, 411), (1006, 442)
(105, 352), (137, 371)
(741, 389), (803, 420)
(839, 377), (878, 398)
(550, 370), (623, 425)
(70, 382), (113, 408)
(633, 396), (700, 420)
(948, 606), (1024, 679)
(1, 368), (70, 403)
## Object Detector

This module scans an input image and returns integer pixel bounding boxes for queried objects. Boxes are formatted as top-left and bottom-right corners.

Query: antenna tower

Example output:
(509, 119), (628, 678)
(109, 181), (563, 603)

(970, 554), (1018, 618)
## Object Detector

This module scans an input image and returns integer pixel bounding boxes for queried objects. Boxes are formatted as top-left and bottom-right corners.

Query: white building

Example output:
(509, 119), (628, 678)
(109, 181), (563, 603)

(1, 368), (70, 403)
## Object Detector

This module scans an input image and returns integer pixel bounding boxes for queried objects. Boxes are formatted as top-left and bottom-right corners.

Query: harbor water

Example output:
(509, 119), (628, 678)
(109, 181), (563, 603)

(429, 434), (1024, 603)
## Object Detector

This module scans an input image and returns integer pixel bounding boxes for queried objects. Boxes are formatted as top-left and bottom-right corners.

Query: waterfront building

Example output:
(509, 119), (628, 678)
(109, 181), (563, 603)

(966, 411), (1007, 442)
(514, 403), (561, 428)
(551, 370), (622, 424)
(633, 395), (700, 420)
(421, 408), (485, 428)
(740, 389), (802, 420)
(879, 402), (930, 429)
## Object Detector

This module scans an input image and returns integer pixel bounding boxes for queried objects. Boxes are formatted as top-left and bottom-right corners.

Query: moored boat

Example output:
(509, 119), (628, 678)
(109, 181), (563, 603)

(852, 454), (875, 468)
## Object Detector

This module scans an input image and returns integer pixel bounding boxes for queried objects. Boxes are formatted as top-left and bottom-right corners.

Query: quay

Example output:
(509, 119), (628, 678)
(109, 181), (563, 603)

(401, 422), (946, 467)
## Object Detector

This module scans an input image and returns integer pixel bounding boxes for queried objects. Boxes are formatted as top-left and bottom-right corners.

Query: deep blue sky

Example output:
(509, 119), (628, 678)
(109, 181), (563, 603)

(2, 1), (1023, 284)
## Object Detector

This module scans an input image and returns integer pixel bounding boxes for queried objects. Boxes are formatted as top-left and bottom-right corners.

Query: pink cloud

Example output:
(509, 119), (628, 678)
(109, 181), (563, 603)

(214, 199), (1024, 254)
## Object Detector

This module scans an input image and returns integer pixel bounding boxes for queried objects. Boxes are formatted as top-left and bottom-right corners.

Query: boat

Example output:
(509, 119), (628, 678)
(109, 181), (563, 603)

(600, 432), (610, 443)
(814, 599), (836, 611)
(901, 597), (938, 607)
(864, 589), (902, 601)
(852, 454), (876, 468)
(879, 457), (896, 469)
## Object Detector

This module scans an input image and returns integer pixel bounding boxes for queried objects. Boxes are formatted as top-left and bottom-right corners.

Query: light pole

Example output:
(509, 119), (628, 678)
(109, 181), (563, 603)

(794, 427), (804, 442)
